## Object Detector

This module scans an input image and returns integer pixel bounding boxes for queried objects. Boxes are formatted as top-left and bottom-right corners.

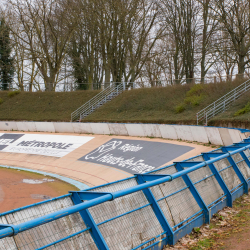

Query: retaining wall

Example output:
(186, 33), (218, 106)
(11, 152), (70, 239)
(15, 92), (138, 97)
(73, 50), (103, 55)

(0, 121), (248, 146)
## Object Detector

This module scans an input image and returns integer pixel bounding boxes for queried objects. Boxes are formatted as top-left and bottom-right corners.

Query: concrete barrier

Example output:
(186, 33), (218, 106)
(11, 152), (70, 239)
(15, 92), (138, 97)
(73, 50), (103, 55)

(174, 125), (194, 141)
(142, 124), (162, 138)
(0, 121), (18, 131)
(190, 126), (209, 143)
(76, 123), (93, 134)
(35, 122), (55, 133)
(159, 124), (178, 140)
(53, 122), (74, 133)
(16, 121), (37, 132)
(108, 123), (129, 136)
(228, 129), (243, 144)
(125, 124), (145, 137)
(90, 123), (110, 135)
(0, 121), (248, 146)
(205, 127), (224, 145)
(218, 128), (233, 146)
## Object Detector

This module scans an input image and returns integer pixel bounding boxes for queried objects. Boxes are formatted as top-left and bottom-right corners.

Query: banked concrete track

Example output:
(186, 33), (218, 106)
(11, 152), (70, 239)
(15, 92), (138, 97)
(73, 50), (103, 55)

(0, 122), (249, 250)
(0, 131), (212, 188)
(0, 122), (248, 188)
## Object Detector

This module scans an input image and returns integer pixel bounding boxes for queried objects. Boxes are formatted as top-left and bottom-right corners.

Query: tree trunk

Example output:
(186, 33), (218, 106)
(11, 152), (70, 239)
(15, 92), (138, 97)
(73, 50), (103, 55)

(238, 54), (245, 79)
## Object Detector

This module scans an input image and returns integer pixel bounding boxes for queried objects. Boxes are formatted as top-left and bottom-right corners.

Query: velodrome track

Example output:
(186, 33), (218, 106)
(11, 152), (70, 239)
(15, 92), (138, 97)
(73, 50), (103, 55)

(0, 131), (214, 188)
(0, 124), (250, 249)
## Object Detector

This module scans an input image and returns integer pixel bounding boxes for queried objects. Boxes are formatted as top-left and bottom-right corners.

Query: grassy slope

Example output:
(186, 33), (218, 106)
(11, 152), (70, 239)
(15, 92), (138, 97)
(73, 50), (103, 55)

(0, 90), (100, 121)
(83, 79), (247, 124)
(210, 91), (250, 127)
(0, 79), (249, 125)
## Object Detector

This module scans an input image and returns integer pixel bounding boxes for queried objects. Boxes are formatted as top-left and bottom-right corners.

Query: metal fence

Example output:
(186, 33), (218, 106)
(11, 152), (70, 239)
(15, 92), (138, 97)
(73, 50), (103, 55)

(1, 137), (250, 249)
(1, 73), (247, 92)
(196, 78), (250, 125)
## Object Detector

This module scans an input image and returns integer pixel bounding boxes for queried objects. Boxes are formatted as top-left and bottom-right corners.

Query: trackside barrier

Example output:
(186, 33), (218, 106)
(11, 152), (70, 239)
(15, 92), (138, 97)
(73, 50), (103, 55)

(0, 121), (248, 146)
(1, 139), (250, 249)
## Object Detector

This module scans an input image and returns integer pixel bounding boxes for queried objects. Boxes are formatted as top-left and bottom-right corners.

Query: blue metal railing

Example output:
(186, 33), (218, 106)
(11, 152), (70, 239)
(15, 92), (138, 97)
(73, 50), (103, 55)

(1, 139), (250, 249)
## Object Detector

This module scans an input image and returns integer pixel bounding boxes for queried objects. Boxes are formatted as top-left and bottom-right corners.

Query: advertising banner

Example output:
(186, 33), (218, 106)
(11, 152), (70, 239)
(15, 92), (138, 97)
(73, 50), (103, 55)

(79, 139), (194, 174)
(0, 133), (94, 158)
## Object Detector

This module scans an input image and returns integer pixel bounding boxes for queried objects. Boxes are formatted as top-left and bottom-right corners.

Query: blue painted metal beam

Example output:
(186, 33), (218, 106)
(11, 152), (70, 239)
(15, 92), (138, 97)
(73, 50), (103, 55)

(136, 175), (174, 245)
(175, 163), (210, 224)
(235, 143), (250, 147)
(174, 162), (204, 168)
(203, 152), (226, 158)
(71, 192), (109, 250)
(136, 174), (172, 182)
(70, 191), (113, 201)
(202, 153), (233, 207)
(221, 148), (248, 194)
(239, 151), (250, 169)
(223, 146), (242, 151)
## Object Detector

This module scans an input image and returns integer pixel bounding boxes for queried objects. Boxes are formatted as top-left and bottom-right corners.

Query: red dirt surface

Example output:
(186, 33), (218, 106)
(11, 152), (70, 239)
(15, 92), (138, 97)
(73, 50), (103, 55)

(0, 167), (78, 213)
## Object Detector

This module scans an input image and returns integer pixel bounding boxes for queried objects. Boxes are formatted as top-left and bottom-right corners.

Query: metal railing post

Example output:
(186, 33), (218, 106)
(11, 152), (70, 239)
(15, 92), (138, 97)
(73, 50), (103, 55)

(71, 192), (109, 250)
(175, 163), (210, 224)
(221, 148), (248, 194)
(202, 153), (233, 207)
(136, 175), (174, 245)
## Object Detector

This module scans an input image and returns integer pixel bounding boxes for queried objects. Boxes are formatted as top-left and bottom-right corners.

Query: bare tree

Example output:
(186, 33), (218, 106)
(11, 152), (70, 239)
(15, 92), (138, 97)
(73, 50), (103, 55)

(213, 0), (250, 77)
(7, 0), (79, 91)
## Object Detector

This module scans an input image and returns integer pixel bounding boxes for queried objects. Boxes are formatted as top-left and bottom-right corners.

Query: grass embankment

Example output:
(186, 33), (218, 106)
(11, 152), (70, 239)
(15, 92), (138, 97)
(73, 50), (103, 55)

(209, 92), (250, 128)
(0, 90), (100, 121)
(0, 79), (249, 125)
(84, 79), (248, 125)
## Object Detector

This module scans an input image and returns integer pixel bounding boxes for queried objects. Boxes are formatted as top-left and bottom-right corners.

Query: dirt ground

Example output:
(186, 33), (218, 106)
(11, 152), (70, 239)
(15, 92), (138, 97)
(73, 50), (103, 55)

(164, 194), (250, 250)
(0, 167), (78, 213)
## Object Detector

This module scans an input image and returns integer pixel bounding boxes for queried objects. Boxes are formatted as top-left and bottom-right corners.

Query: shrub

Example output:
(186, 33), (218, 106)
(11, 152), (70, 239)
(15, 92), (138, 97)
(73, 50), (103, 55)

(175, 104), (186, 113)
(184, 95), (204, 106)
(8, 90), (20, 98)
(234, 102), (250, 116)
(186, 84), (205, 97)
(0, 98), (3, 104)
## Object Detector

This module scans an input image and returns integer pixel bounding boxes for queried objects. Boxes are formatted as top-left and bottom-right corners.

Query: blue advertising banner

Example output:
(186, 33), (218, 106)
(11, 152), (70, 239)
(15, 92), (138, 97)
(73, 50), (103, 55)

(79, 139), (194, 174)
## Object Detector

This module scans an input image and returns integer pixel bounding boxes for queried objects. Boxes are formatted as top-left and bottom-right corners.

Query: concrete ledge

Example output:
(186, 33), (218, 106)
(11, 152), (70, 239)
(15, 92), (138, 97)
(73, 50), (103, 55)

(54, 122), (74, 133)
(108, 123), (128, 136)
(159, 124), (178, 139)
(35, 122), (55, 133)
(205, 127), (224, 145)
(125, 124), (145, 137)
(0, 121), (18, 131)
(16, 122), (37, 132)
(0, 121), (248, 146)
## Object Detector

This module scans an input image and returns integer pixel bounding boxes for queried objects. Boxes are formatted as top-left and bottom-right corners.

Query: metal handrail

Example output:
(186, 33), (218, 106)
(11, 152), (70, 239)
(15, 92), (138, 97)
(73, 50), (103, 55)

(71, 83), (126, 122)
(197, 78), (250, 125)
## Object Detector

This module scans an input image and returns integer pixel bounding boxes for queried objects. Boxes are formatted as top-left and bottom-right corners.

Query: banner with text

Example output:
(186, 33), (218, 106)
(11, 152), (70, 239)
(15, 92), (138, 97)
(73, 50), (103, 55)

(79, 139), (194, 174)
(0, 133), (94, 157)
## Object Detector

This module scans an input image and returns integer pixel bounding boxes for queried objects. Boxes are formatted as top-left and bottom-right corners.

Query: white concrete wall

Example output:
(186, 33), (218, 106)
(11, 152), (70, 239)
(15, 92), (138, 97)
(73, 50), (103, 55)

(0, 121), (247, 146)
